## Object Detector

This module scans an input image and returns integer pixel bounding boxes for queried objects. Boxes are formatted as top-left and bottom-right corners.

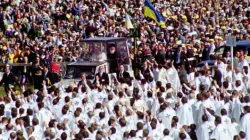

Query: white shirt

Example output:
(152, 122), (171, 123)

(238, 59), (249, 70)
(92, 52), (107, 62)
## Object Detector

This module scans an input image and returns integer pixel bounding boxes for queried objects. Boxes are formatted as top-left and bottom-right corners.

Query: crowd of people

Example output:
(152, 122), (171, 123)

(0, 0), (250, 140)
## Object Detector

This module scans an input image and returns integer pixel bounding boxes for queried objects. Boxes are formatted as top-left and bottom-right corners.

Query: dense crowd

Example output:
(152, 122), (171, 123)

(0, 0), (250, 140)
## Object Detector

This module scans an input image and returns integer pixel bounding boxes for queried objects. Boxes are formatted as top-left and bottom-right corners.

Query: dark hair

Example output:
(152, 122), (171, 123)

(163, 129), (169, 136)
(221, 108), (227, 116)
(215, 116), (221, 124)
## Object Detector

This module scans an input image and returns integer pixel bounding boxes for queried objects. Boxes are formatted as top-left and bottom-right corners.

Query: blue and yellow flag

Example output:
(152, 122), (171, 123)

(125, 14), (134, 29)
(8, 84), (14, 89)
(144, 0), (165, 27)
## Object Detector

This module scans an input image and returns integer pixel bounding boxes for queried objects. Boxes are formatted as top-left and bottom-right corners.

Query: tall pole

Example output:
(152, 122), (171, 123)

(133, 29), (137, 76)
(231, 45), (233, 70)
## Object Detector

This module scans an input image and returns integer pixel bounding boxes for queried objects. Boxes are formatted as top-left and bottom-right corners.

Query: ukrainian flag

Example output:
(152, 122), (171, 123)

(125, 14), (134, 29)
(8, 84), (14, 89)
(144, 0), (165, 27)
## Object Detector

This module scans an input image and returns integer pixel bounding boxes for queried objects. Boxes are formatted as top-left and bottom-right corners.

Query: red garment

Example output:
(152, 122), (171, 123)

(52, 63), (60, 73)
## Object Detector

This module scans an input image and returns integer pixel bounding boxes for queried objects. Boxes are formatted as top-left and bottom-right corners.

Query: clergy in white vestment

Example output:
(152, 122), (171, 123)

(158, 103), (176, 130)
(210, 116), (232, 140)
(35, 102), (54, 127)
(220, 109), (238, 139)
(108, 127), (123, 140)
(240, 106), (250, 140)
(166, 66), (181, 92)
(157, 67), (168, 88)
(196, 114), (215, 140)
(133, 92), (149, 113)
(161, 129), (174, 140)
(169, 122), (180, 140)
(176, 97), (194, 126)
(231, 95), (243, 123)
(149, 122), (164, 140)
(192, 94), (203, 126)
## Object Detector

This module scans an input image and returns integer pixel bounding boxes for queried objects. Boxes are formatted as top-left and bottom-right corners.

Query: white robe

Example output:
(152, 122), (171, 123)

(149, 129), (163, 140)
(133, 99), (149, 113)
(176, 103), (194, 126)
(221, 115), (238, 139)
(231, 98), (242, 123)
(192, 101), (202, 125)
(240, 113), (250, 140)
(196, 121), (215, 140)
(161, 136), (174, 140)
(35, 108), (54, 126)
(166, 67), (181, 92)
(151, 99), (160, 118)
(210, 124), (231, 140)
(169, 128), (180, 140)
(158, 108), (176, 130)
(91, 52), (107, 62)
(158, 68), (168, 87)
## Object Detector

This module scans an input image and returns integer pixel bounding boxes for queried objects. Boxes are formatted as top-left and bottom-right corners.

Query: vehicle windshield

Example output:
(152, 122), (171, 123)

(79, 40), (129, 65)
(64, 66), (95, 79)
(79, 42), (106, 61)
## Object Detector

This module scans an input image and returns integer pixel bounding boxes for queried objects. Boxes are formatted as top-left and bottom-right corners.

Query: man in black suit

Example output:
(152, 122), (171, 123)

(178, 64), (188, 85)
(117, 65), (130, 82)
(155, 45), (166, 65)
(165, 46), (173, 61)
(0, 64), (20, 93)
(202, 42), (211, 61)
(32, 56), (44, 90)
(43, 65), (55, 86)
(174, 46), (188, 68)
(213, 66), (222, 87)
(107, 44), (120, 73)
(94, 66), (109, 85)
(186, 44), (195, 68)
(78, 73), (88, 87)
(140, 61), (151, 78)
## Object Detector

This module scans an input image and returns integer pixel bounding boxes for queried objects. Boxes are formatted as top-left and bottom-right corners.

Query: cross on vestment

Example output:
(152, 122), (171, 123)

(98, 96), (104, 101)
(224, 119), (229, 124)
(166, 114), (171, 119)
(155, 134), (159, 139)
(223, 128), (227, 133)
(75, 101), (79, 106)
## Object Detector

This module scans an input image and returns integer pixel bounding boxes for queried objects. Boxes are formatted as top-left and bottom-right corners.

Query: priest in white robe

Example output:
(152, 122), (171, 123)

(210, 116), (232, 140)
(35, 102), (54, 127)
(192, 94), (203, 125)
(158, 103), (176, 130)
(158, 67), (168, 88)
(240, 107), (250, 140)
(176, 97), (194, 126)
(220, 109), (238, 139)
(196, 114), (215, 140)
(133, 92), (149, 113)
(166, 66), (181, 92)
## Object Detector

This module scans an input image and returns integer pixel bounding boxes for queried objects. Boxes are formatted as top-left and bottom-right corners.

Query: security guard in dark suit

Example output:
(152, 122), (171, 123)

(0, 64), (20, 93)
